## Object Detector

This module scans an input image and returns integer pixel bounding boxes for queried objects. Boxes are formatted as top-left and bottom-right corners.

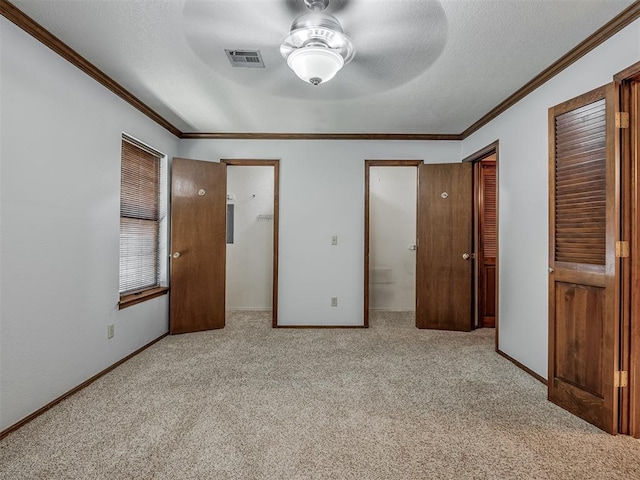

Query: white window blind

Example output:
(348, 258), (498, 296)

(119, 138), (161, 294)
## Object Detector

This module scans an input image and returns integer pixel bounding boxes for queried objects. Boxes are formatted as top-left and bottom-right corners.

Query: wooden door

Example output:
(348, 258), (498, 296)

(477, 158), (497, 328)
(170, 158), (226, 334)
(416, 163), (473, 331)
(548, 84), (620, 434)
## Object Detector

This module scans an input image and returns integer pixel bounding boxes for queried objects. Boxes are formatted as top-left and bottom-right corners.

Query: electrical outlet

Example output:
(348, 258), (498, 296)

(331, 297), (338, 307)
(331, 236), (338, 246)
(107, 324), (114, 339)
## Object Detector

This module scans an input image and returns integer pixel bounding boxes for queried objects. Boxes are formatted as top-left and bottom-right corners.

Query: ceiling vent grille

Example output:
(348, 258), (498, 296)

(225, 50), (265, 68)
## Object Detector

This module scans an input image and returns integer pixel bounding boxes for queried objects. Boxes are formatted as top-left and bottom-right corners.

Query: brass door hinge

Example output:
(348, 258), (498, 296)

(616, 112), (629, 129)
(615, 371), (628, 388)
(616, 241), (629, 258)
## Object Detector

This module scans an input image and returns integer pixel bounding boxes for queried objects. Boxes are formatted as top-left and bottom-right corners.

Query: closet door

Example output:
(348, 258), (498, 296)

(548, 84), (620, 433)
(477, 158), (497, 328)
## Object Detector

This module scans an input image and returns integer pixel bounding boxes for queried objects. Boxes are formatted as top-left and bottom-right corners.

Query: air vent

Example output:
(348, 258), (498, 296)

(225, 49), (265, 68)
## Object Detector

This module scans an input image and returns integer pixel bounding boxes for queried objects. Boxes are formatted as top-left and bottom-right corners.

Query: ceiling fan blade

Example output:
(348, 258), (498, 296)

(183, 0), (292, 78)
(343, 0), (448, 44)
(334, 0), (448, 92)
(183, 1), (288, 40)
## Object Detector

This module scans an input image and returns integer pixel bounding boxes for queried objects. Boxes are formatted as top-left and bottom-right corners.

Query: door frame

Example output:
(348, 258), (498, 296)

(462, 141), (500, 350)
(474, 154), (496, 329)
(615, 61), (640, 437)
(364, 159), (423, 327)
(222, 159), (280, 328)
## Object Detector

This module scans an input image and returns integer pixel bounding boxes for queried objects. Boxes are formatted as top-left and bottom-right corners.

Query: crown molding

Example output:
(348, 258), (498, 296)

(180, 132), (462, 141)
(0, 0), (182, 138)
(460, 1), (640, 139)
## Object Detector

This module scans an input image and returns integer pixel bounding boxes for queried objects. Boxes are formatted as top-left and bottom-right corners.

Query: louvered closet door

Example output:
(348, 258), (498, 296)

(478, 158), (496, 328)
(548, 84), (620, 433)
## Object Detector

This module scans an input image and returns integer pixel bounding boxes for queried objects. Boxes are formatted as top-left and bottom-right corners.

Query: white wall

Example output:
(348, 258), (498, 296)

(226, 166), (274, 310)
(0, 18), (179, 431)
(462, 19), (640, 379)
(179, 140), (461, 326)
(369, 167), (417, 311)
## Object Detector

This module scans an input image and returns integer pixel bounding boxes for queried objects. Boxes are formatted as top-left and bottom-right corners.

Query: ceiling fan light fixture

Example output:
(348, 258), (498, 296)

(286, 46), (344, 85)
(280, 0), (354, 86)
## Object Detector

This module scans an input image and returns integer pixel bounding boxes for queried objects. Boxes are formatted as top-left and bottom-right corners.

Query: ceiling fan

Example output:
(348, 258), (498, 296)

(182, 0), (448, 99)
(280, 0), (355, 86)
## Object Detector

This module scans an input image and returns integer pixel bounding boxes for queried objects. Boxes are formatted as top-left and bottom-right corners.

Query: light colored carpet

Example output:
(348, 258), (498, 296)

(1, 311), (639, 480)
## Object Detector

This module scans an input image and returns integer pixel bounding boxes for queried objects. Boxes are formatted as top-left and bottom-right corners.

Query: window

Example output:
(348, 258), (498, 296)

(119, 136), (168, 308)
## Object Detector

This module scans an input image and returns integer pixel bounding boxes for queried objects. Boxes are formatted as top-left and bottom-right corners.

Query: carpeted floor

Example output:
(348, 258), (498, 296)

(1, 311), (639, 479)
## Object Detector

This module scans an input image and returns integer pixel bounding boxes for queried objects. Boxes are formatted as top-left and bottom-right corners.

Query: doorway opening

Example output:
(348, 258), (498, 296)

(474, 153), (497, 330)
(369, 166), (417, 320)
(223, 159), (279, 327)
(366, 159), (475, 331)
(464, 142), (499, 346)
(365, 160), (422, 327)
(548, 67), (640, 436)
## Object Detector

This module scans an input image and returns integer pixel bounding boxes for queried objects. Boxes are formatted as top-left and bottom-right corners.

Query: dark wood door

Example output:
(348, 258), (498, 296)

(548, 84), (620, 433)
(478, 158), (497, 328)
(416, 163), (473, 331)
(170, 158), (226, 334)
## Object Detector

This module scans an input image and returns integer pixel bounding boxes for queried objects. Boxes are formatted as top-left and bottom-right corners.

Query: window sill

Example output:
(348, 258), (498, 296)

(119, 287), (169, 310)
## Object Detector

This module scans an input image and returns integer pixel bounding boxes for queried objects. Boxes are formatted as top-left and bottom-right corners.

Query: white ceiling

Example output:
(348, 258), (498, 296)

(9, 0), (636, 135)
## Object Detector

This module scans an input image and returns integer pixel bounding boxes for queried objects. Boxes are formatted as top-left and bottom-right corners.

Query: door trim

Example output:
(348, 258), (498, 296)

(463, 141), (500, 351)
(222, 159), (280, 328)
(364, 160), (423, 327)
(617, 63), (640, 437)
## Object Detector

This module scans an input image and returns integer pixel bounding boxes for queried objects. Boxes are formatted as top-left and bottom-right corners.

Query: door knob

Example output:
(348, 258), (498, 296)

(548, 267), (554, 273)
(462, 253), (470, 260)
(172, 252), (181, 259)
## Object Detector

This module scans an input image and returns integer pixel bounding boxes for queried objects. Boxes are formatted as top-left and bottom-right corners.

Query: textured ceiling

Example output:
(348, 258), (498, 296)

(8, 0), (636, 134)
